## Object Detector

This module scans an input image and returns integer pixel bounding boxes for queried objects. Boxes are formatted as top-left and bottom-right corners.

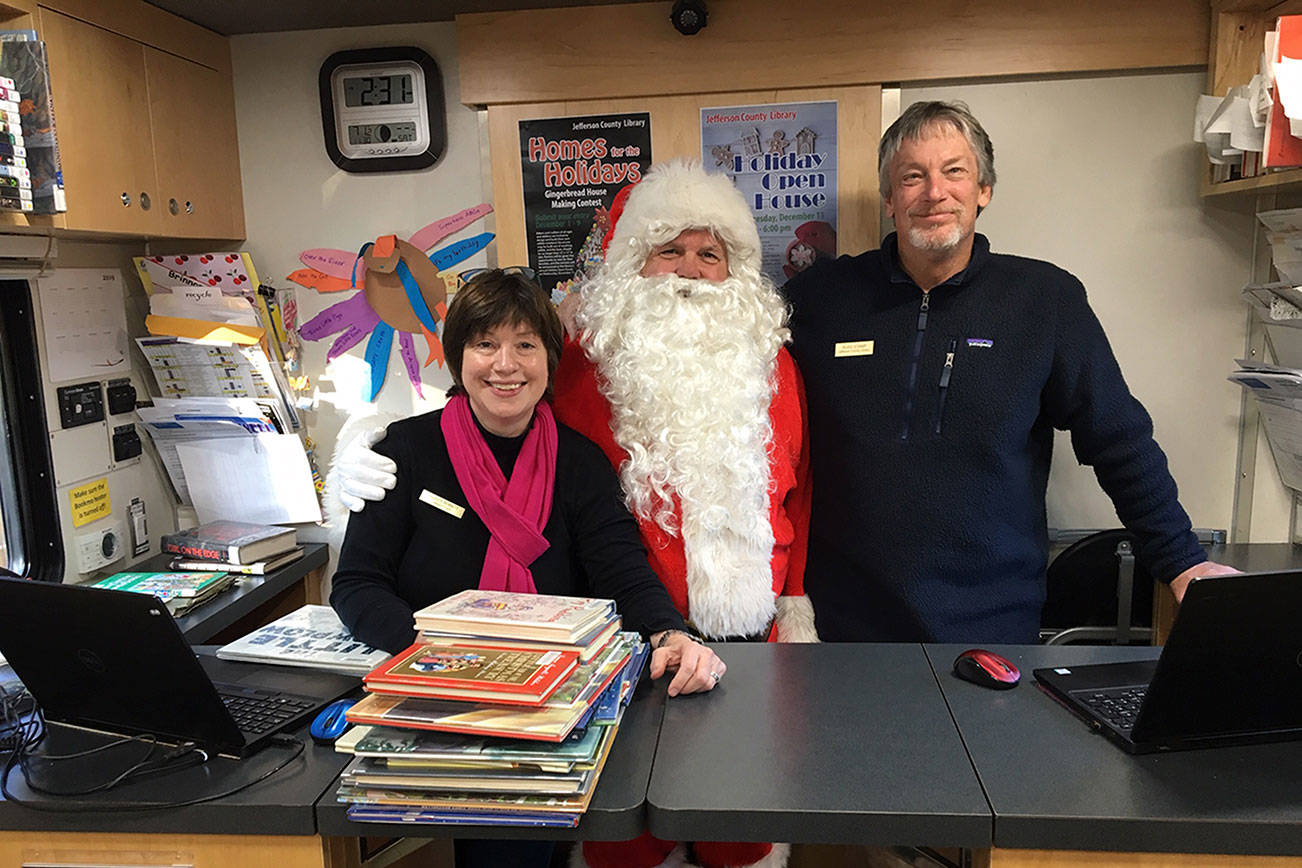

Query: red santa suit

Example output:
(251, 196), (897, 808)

(552, 339), (811, 640)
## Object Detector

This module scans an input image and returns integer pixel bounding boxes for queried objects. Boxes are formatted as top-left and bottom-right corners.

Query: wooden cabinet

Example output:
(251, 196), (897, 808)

(33, 1), (245, 239)
(145, 46), (244, 239)
(39, 8), (157, 234)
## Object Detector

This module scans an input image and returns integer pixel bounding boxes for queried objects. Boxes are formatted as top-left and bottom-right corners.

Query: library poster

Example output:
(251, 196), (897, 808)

(519, 113), (651, 298)
(701, 100), (838, 284)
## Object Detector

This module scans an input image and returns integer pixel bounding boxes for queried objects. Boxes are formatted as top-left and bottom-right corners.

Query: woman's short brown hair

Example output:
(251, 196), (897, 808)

(443, 269), (564, 398)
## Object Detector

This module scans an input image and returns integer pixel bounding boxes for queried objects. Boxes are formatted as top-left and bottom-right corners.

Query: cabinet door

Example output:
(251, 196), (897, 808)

(40, 8), (160, 235)
(145, 46), (245, 240)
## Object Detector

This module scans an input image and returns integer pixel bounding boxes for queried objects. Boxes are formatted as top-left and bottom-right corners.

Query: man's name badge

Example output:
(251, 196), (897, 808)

(834, 340), (874, 357)
(420, 489), (465, 519)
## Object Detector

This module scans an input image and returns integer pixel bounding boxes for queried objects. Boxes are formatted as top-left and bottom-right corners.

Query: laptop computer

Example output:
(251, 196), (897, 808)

(1034, 570), (1302, 753)
(0, 576), (359, 757)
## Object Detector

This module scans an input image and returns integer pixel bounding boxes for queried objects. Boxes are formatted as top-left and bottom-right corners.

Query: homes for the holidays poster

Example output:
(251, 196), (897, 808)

(701, 101), (837, 284)
(519, 113), (652, 298)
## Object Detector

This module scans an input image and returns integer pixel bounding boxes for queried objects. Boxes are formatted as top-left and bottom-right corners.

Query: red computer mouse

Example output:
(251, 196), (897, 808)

(952, 648), (1021, 689)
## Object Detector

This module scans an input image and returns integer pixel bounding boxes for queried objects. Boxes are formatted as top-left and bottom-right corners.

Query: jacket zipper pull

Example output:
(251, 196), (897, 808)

(935, 339), (956, 435)
(918, 292), (930, 330)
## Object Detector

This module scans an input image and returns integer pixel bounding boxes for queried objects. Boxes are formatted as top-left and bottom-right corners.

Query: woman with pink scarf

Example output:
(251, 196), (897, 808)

(331, 270), (723, 868)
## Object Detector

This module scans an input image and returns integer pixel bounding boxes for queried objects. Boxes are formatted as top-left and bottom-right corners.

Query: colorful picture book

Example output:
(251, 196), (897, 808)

(421, 616), (621, 664)
(412, 589), (616, 644)
(363, 641), (578, 705)
(160, 519), (296, 564)
(168, 545), (304, 575)
(90, 570), (234, 616)
(344, 692), (592, 743)
(216, 604), (390, 675)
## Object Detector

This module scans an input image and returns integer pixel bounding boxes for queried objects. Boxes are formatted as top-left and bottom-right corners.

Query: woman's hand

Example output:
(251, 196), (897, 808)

(648, 631), (726, 697)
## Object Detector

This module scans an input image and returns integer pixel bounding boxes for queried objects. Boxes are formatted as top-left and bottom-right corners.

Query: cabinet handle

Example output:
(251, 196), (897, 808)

(120, 192), (131, 207)
(185, 201), (194, 214)
(168, 198), (178, 216)
(140, 192), (151, 211)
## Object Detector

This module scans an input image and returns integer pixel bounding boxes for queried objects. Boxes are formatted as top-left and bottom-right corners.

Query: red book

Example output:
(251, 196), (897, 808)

(1265, 15), (1302, 168)
(363, 641), (579, 706)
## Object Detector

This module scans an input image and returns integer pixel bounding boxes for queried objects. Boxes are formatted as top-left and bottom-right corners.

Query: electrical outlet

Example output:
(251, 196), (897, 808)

(75, 523), (124, 574)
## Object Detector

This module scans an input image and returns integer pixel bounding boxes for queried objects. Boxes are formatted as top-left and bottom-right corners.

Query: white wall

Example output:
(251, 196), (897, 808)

(231, 22), (488, 483)
(229, 36), (1270, 542)
(903, 72), (1261, 538)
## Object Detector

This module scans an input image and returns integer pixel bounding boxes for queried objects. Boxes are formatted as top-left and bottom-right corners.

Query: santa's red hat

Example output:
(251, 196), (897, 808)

(600, 159), (761, 276)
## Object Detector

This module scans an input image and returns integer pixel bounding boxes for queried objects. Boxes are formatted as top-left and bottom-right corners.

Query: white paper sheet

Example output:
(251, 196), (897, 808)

(177, 433), (322, 525)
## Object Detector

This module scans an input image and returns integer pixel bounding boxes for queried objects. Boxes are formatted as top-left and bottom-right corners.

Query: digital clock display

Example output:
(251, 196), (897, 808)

(343, 74), (414, 107)
(348, 122), (418, 145)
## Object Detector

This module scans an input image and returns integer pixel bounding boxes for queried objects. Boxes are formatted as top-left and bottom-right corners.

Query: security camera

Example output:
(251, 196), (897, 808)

(670, 0), (708, 35)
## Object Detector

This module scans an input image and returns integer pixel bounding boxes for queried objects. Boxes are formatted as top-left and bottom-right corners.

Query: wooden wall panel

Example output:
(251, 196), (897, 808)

(488, 85), (880, 273)
(458, 0), (1208, 107)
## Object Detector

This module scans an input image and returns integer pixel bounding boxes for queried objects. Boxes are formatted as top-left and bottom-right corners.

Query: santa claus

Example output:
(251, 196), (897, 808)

(330, 159), (814, 868)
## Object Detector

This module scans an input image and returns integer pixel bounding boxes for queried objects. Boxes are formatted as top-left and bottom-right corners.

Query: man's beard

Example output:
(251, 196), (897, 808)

(577, 268), (788, 638)
(905, 215), (965, 252)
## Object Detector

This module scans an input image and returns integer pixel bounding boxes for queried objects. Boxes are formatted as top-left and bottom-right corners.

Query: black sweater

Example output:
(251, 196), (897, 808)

(331, 408), (686, 654)
(784, 233), (1206, 644)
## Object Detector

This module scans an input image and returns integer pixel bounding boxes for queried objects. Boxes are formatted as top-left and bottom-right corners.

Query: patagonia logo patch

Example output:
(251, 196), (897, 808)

(834, 340), (874, 357)
(966, 338), (993, 349)
(420, 489), (466, 519)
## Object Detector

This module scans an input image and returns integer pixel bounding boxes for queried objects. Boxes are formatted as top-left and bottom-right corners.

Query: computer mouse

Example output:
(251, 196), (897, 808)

(310, 699), (355, 744)
(952, 648), (1020, 690)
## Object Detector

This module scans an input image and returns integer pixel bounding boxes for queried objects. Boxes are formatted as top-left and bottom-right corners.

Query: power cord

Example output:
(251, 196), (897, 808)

(0, 691), (306, 812)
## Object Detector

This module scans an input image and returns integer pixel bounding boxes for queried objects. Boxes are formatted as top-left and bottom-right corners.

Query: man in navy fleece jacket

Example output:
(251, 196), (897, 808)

(783, 100), (1235, 644)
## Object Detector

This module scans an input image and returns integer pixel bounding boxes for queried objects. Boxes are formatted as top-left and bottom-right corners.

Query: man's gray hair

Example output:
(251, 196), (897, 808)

(878, 100), (996, 201)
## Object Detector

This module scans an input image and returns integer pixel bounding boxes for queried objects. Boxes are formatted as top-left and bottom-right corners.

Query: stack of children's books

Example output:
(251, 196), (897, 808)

(337, 589), (651, 828)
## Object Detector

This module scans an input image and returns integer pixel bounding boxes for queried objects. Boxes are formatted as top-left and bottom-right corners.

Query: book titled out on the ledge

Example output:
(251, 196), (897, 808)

(412, 589), (616, 644)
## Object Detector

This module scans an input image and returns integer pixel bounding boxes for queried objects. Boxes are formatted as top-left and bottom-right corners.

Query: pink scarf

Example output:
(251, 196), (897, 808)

(440, 394), (557, 593)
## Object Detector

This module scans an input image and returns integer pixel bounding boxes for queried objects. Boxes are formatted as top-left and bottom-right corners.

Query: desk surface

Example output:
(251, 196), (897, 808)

(0, 707), (350, 836)
(927, 642), (1302, 856)
(646, 642), (992, 847)
(314, 680), (667, 841)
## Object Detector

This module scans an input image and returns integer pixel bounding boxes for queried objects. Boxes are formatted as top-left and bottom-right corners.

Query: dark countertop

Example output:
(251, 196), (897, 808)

(646, 642), (992, 847)
(927, 643), (1302, 856)
(0, 710), (350, 835)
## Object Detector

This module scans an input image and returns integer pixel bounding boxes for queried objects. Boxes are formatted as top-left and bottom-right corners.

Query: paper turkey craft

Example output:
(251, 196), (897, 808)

(292, 204), (494, 400)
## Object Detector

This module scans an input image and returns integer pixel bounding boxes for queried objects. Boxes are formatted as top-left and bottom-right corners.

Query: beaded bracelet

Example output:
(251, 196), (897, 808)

(655, 628), (705, 649)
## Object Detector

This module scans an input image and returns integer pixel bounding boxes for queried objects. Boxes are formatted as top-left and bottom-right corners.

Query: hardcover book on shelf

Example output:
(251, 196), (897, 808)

(90, 570), (234, 616)
(412, 589), (617, 644)
(216, 604), (390, 675)
(363, 641), (579, 706)
(160, 520), (296, 564)
(0, 35), (64, 214)
(168, 545), (305, 575)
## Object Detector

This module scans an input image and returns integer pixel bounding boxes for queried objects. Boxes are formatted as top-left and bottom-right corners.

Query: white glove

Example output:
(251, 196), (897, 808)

(334, 424), (398, 512)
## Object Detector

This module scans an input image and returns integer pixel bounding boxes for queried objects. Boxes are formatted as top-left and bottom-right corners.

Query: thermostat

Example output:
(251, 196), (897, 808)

(319, 46), (445, 173)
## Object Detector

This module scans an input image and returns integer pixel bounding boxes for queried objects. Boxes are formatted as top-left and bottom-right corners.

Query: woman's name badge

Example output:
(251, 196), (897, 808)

(834, 340), (874, 357)
(420, 489), (465, 519)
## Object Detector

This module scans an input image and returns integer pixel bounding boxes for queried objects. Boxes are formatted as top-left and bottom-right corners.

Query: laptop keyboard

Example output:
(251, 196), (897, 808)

(219, 688), (316, 737)
(1079, 685), (1147, 732)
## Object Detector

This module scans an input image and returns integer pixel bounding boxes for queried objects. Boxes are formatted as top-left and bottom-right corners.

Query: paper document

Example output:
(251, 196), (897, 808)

(177, 433), (322, 525)
(36, 269), (130, 383)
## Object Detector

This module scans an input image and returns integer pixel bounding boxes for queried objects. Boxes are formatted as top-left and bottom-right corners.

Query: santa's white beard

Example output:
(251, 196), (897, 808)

(577, 268), (788, 638)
